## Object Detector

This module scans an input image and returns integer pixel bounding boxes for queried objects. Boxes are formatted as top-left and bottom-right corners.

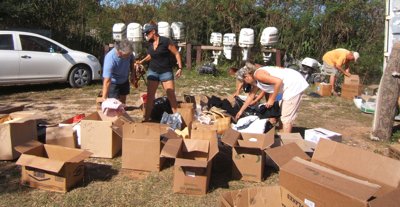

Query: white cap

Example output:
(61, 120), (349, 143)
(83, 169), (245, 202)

(352, 51), (360, 62)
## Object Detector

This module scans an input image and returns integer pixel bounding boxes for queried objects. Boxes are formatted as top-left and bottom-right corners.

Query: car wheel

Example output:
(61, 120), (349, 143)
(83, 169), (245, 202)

(69, 65), (92, 88)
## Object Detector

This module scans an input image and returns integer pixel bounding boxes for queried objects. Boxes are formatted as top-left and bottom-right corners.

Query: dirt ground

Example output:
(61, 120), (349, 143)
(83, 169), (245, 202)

(0, 75), (395, 206)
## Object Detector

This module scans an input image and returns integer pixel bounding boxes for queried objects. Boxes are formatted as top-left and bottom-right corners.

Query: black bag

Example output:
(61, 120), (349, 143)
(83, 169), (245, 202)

(150, 97), (173, 121)
(198, 63), (217, 75)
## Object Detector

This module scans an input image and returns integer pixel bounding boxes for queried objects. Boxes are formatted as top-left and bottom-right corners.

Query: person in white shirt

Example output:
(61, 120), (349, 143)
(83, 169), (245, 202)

(235, 62), (309, 132)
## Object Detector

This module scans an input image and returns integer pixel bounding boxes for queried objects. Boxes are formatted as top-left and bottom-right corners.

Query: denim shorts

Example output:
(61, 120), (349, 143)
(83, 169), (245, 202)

(108, 80), (130, 98)
(147, 69), (174, 82)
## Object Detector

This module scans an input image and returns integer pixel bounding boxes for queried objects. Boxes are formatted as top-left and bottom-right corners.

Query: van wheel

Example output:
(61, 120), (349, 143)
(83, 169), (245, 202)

(69, 65), (92, 88)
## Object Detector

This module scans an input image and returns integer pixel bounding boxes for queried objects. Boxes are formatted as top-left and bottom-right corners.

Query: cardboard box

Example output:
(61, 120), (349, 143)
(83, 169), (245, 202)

(344, 75), (360, 85)
(315, 82), (332, 97)
(173, 137), (219, 195)
(312, 139), (400, 196)
(122, 122), (181, 172)
(177, 103), (195, 129)
(280, 157), (381, 207)
(0, 112), (42, 160)
(222, 128), (275, 182)
(190, 121), (218, 140)
(80, 111), (131, 158)
(15, 141), (92, 192)
(304, 128), (342, 144)
(219, 185), (282, 207)
(45, 125), (77, 148)
(341, 84), (362, 100)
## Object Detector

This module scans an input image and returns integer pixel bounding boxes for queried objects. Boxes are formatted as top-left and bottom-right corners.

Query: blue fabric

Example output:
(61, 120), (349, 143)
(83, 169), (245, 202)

(103, 48), (134, 84)
(147, 69), (174, 82)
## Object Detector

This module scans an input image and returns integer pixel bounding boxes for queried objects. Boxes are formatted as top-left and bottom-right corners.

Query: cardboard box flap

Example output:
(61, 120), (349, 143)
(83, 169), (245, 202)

(10, 111), (46, 122)
(221, 128), (241, 147)
(183, 139), (209, 153)
(239, 128), (275, 149)
(220, 186), (282, 207)
(160, 138), (183, 158)
(313, 139), (400, 191)
(208, 136), (219, 160)
(14, 140), (43, 154)
(278, 132), (316, 152)
(282, 157), (381, 202)
(250, 186), (282, 207)
(369, 187), (400, 207)
(161, 129), (182, 140)
(175, 158), (208, 168)
(16, 154), (65, 173)
(265, 142), (310, 168)
(67, 150), (92, 163)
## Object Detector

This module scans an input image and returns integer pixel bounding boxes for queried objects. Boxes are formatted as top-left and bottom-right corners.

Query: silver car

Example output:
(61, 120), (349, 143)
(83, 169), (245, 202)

(0, 31), (102, 87)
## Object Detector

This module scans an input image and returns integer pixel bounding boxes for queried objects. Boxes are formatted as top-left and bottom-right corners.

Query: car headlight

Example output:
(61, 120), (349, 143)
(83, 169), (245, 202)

(87, 55), (99, 62)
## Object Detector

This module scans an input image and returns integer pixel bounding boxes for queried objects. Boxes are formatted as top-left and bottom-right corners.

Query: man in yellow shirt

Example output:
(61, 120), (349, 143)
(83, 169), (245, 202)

(322, 48), (360, 94)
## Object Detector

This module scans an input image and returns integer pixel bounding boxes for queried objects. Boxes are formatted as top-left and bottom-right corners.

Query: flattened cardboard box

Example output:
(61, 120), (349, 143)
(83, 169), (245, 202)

(80, 111), (131, 158)
(221, 128), (275, 182)
(122, 122), (182, 172)
(312, 139), (400, 196)
(15, 141), (91, 192)
(0, 112), (43, 160)
(280, 157), (381, 207)
(173, 137), (219, 195)
(220, 185), (281, 207)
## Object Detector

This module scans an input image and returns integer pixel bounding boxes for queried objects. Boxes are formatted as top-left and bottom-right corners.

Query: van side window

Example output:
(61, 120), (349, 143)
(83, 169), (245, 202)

(20, 35), (60, 53)
(0, 34), (14, 50)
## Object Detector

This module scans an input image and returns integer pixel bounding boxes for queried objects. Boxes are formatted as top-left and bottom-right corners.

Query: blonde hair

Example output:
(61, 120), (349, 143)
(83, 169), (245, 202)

(236, 62), (258, 82)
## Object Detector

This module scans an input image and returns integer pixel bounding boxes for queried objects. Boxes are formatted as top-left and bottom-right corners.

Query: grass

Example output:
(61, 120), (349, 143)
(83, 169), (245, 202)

(0, 67), (395, 206)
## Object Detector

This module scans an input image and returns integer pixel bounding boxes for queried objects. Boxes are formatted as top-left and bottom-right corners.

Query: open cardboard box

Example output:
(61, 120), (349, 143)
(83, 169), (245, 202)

(0, 111), (45, 160)
(221, 127), (275, 182)
(80, 111), (132, 158)
(220, 185), (282, 207)
(173, 137), (219, 195)
(122, 122), (182, 172)
(15, 141), (92, 192)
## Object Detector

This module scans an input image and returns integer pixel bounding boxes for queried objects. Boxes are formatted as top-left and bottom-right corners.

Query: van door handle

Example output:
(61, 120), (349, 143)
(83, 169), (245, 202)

(21, 55), (31, 59)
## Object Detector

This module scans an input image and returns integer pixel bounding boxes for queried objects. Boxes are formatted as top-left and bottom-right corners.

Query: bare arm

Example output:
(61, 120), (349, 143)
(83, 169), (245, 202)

(102, 78), (111, 100)
(250, 90), (265, 105)
(168, 43), (183, 78)
(254, 70), (282, 108)
(235, 86), (259, 120)
(334, 62), (351, 77)
(233, 80), (243, 96)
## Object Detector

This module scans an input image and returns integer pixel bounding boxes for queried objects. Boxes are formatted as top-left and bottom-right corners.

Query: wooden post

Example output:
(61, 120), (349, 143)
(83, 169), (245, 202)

(196, 46), (202, 65)
(371, 42), (400, 140)
(186, 43), (192, 70)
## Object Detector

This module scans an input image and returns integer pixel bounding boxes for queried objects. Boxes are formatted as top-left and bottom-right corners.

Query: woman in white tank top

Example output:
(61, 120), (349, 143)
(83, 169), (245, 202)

(235, 62), (309, 132)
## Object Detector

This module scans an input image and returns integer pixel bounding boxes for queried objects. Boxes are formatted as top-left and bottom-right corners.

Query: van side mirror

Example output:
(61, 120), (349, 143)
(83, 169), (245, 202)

(61, 49), (68, 54)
